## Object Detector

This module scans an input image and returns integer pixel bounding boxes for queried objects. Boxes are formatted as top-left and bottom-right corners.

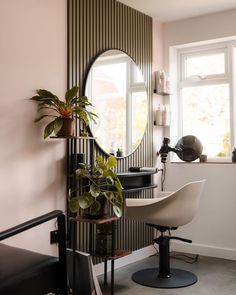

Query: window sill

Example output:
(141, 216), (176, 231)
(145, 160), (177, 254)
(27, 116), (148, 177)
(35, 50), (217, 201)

(170, 160), (235, 164)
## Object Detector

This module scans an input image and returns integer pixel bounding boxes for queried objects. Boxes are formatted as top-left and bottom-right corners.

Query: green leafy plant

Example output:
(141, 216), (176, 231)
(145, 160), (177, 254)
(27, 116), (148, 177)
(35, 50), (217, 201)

(30, 86), (97, 138)
(68, 155), (123, 218)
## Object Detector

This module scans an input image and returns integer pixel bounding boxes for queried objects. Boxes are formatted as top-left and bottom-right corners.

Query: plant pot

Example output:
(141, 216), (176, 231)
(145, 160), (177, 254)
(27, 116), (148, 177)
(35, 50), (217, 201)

(82, 196), (108, 219)
(95, 233), (112, 255)
(57, 117), (74, 137)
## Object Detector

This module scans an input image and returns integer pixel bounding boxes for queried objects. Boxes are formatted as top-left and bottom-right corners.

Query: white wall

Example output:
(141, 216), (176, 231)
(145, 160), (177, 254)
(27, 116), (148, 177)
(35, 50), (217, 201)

(164, 163), (236, 260)
(156, 9), (236, 260)
(152, 20), (166, 189)
(0, 0), (67, 255)
(163, 9), (236, 67)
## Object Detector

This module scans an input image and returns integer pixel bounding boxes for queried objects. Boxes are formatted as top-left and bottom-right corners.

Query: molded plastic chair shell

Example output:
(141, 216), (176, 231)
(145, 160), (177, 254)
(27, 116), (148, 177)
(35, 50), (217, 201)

(125, 180), (206, 227)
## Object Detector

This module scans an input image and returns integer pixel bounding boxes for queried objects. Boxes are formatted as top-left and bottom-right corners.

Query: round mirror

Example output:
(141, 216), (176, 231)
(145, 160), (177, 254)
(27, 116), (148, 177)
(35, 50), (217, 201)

(85, 50), (148, 157)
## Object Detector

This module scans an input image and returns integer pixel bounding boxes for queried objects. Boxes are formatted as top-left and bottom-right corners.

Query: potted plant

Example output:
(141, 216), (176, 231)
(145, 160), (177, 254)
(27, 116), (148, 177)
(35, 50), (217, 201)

(30, 86), (97, 138)
(68, 155), (123, 218)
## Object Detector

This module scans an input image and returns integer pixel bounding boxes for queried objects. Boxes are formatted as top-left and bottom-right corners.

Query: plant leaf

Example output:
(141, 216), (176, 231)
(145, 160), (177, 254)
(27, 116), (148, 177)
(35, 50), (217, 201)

(65, 86), (79, 103)
(68, 197), (80, 213)
(106, 176), (114, 186)
(103, 169), (116, 178)
(34, 114), (54, 122)
(54, 117), (63, 134)
(104, 191), (114, 201)
(31, 97), (53, 104)
(113, 203), (122, 217)
(88, 111), (98, 117)
(44, 119), (56, 138)
(77, 96), (89, 104)
(90, 200), (101, 214)
(36, 89), (57, 99)
(74, 108), (89, 125)
(76, 166), (90, 179)
(116, 193), (123, 204)
(87, 111), (98, 123)
(96, 155), (106, 170)
(114, 180), (123, 199)
(78, 192), (94, 209)
(76, 168), (84, 178)
(30, 95), (44, 101)
(90, 184), (100, 198)
(107, 156), (117, 168)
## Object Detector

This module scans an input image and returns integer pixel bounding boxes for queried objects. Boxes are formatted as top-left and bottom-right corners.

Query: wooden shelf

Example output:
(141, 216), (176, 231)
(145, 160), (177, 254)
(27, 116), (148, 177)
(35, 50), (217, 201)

(153, 121), (170, 127)
(92, 249), (131, 260)
(153, 90), (171, 96)
(50, 135), (96, 140)
(70, 215), (119, 225)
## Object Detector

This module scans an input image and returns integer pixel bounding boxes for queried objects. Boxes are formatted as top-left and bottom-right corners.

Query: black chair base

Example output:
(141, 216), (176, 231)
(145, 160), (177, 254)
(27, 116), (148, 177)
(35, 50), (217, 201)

(132, 267), (197, 289)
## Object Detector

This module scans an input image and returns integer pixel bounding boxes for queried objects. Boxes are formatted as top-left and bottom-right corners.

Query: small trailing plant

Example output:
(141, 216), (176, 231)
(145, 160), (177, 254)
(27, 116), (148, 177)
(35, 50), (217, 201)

(30, 86), (97, 138)
(68, 155), (123, 218)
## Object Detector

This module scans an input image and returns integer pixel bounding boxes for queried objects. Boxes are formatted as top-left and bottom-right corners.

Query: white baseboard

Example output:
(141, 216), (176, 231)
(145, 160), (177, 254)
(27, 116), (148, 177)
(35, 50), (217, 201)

(171, 241), (236, 261)
(93, 245), (156, 276)
(94, 242), (236, 276)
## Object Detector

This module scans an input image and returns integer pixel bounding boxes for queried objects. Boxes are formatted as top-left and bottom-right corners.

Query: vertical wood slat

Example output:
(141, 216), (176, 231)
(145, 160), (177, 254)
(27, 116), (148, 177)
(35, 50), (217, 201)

(68, 0), (153, 254)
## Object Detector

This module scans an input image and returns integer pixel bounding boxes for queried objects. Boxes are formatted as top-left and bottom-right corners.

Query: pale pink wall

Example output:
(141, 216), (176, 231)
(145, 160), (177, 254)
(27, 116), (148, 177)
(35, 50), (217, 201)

(0, 0), (67, 255)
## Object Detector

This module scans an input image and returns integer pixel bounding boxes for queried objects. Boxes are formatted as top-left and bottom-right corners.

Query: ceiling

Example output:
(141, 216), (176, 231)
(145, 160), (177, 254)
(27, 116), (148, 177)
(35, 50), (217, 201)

(118, 0), (236, 22)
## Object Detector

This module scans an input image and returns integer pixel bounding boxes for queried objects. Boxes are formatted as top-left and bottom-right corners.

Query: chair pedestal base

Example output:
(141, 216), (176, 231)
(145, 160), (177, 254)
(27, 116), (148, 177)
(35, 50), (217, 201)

(132, 268), (197, 289)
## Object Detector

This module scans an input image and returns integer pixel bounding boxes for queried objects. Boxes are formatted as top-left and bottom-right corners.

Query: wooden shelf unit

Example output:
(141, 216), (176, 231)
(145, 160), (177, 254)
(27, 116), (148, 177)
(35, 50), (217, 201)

(70, 214), (127, 295)
(92, 249), (131, 260)
(70, 215), (119, 225)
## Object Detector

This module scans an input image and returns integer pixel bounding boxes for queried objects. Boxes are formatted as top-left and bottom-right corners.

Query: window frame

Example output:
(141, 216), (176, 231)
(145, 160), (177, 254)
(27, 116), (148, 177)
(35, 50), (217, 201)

(174, 40), (236, 161)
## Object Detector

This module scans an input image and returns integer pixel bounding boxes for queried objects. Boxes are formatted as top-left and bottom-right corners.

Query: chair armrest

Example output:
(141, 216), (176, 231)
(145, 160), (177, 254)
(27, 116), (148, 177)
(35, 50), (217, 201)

(156, 191), (174, 198)
(0, 210), (63, 241)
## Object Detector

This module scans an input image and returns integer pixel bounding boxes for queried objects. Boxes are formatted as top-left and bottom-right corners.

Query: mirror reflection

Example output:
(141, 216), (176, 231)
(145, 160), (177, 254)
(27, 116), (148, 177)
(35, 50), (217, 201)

(85, 50), (148, 157)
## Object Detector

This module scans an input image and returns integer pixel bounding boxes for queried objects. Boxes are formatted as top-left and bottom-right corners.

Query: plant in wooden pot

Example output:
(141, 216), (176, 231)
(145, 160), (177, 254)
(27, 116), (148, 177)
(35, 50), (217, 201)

(30, 86), (97, 138)
(68, 155), (123, 218)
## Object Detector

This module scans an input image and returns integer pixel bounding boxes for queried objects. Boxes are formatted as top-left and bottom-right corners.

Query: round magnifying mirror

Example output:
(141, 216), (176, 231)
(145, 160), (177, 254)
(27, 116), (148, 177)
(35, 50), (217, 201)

(85, 49), (148, 157)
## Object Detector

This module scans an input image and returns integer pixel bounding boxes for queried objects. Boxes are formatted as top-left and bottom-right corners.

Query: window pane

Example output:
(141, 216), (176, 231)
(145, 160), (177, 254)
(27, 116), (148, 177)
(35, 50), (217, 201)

(182, 84), (230, 157)
(133, 66), (143, 83)
(185, 52), (225, 78)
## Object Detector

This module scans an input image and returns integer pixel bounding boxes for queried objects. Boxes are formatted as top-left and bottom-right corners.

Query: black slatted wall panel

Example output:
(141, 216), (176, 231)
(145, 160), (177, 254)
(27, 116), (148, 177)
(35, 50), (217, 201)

(68, 0), (153, 254)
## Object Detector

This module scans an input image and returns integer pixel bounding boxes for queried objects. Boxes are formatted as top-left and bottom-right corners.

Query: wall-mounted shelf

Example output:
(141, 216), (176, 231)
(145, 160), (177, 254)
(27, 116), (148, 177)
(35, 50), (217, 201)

(153, 90), (171, 96)
(117, 171), (157, 192)
(153, 122), (170, 127)
(50, 135), (96, 140)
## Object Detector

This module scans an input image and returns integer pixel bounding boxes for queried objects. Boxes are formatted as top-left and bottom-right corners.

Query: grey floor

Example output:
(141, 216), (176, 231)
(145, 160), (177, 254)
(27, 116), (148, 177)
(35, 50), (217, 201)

(104, 253), (236, 295)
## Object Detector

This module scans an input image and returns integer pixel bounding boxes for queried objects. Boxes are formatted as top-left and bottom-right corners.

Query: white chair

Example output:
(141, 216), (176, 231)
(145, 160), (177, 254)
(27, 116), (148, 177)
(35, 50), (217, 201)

(125, 179), (206, 289)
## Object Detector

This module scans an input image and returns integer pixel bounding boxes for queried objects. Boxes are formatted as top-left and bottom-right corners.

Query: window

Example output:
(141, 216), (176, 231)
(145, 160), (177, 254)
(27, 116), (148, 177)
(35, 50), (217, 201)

(174, 41), (236, 160)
